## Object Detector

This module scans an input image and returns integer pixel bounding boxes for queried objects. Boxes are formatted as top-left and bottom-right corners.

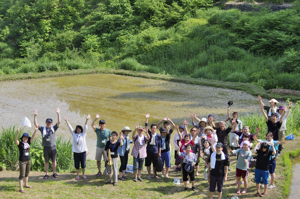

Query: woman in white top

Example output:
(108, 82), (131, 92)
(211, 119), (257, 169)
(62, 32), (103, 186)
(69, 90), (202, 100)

(64, 115), (90, 180)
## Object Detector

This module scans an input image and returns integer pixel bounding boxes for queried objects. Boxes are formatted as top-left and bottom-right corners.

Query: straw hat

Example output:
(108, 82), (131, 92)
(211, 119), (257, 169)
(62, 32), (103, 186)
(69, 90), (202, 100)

(269, 99), (279, 104)
(204, 126), (214, 132)
(121, 126), (132, 132)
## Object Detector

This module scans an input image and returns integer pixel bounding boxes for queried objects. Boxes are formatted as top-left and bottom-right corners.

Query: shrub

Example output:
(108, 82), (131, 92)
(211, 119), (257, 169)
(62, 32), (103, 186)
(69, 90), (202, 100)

(119, 58), (147, 71)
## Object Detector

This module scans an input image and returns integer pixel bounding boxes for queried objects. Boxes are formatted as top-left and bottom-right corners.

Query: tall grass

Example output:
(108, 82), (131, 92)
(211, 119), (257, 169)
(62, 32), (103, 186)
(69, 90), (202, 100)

(0, 127), (73, 172)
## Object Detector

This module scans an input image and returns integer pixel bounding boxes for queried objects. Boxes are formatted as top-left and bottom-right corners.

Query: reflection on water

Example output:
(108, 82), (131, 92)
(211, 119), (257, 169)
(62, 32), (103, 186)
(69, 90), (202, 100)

(0, 74), (263, 159)
(289, 158), (300, 199)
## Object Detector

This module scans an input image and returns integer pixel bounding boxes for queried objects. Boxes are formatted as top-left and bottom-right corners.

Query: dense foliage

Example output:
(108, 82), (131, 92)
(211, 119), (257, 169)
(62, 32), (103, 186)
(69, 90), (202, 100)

(0, 0), (300, 90)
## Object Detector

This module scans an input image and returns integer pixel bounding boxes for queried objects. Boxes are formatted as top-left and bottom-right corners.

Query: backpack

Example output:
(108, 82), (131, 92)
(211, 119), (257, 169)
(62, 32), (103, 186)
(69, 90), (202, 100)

(156, 157), (163, 172)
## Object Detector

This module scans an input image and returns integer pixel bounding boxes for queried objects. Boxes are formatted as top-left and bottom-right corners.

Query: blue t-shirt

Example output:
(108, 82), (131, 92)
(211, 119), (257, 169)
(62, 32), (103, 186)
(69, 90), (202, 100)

(146, 132), (161, 154)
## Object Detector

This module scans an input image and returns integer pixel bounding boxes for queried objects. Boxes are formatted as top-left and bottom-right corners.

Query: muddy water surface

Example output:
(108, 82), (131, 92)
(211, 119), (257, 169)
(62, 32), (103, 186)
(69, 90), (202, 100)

(0, 74), (264, 159)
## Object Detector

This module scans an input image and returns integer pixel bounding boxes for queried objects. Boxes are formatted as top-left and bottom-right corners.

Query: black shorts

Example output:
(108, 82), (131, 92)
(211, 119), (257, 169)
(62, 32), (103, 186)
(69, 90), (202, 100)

(210, 175), (224, 192)
(43, 146), (57, 163)
(145, 151), (158, 167)
(74, 151), (86, 169)
(182, 163), (195, 181)
(174, 151), (181, 166)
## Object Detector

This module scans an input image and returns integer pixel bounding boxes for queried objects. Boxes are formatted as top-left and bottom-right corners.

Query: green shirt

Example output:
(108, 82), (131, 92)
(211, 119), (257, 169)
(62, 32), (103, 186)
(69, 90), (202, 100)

(95, 128), (111, 148)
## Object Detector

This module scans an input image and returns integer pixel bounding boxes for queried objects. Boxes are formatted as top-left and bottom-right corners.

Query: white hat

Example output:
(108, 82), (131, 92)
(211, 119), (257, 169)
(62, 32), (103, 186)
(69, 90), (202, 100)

(242, 141), (250, 146)
(121, 126), (132, 132)
(173, 178), (180, 185)
(269, 99), (279, 104)
(200, 118), (207, 123)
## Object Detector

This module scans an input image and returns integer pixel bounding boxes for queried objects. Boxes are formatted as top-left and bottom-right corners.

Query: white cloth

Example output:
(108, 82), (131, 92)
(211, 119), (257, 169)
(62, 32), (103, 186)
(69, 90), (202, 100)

(68, 124), (88, 153)
(138, 135), (145, 145)
(42, 126), (55, 137)
(210, 151), (225, 169)
(173, 132), (187, 150)
(279, 109), (290, 131)
(23, 142), (30, 149)
(268, 106), (278, 117)
(150, 133), (156, 145)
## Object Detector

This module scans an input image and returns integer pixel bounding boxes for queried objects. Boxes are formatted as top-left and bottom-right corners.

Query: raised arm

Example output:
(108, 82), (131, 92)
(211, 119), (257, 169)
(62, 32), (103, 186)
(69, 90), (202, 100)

(183, 120), (189, 135)
(85, 114), (90, 125)
(258, 95), (264, 106)
(56, 108), (61, 128)
(253, 141), (261, 153)
(15, 128), (20, 145)
(157, 118), (165, 129)
(33, 109), (38, 127)
(64, 116), (74, 135)
(167, 118), (175, 131)
(194, 114), (201, 123)
(260, 103), (268, 122)
(145, 113), (150, 132)
(132, 123), (138, 140)
(254, 127), (260, 140)
(91, 113), (100, 131)
(227, 106), (230, 119)
(31, 126), (38, 142)
(176, 125), (183, 141)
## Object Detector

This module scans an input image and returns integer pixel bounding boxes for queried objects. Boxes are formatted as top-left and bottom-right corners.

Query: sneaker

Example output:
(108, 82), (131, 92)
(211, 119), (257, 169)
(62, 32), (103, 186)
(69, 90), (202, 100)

(184, 187), (188, 191)
(268, 185), (275, 189)
(138, 177), (143, 182)
(133, 178), (137, 182)
(191, 187), (195, 191)
(228, 167), (231, 171)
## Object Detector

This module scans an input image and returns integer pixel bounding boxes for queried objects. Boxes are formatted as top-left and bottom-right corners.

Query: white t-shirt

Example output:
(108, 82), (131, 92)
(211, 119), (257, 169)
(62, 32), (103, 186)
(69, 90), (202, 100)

(68, 124), (88, 153)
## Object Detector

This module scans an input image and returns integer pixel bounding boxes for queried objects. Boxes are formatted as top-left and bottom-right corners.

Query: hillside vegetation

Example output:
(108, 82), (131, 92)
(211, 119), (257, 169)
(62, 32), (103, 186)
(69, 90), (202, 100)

(0, 0), (300, 90)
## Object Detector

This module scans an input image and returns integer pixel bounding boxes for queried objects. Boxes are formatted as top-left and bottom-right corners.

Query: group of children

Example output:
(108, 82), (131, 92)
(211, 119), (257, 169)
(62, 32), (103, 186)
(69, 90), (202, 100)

(15, 96), (293, 198)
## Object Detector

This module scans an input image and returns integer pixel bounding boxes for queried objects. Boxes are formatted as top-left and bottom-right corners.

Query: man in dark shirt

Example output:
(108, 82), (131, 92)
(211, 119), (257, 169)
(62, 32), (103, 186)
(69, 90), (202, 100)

(214, 121), (234, 164)
(145, 114), (162, 179)
(260, 101), (285, 141)
(253, 141), (276, 197)
(208, 142), (229, 199)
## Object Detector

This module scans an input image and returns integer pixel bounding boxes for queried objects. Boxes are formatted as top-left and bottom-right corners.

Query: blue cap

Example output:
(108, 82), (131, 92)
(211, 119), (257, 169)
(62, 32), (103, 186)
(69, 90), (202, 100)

(179, 125), (184, 129)
(20, 133), (30, 140)
(208, 114), (214, 118)
(216, 142), (223, 148)
(45, 118), (53, 123)
(99, 119), (106, 124)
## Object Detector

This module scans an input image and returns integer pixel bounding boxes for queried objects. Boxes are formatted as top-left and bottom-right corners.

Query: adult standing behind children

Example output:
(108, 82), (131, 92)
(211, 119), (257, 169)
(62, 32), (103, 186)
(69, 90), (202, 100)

(34, 108), (61, 179)
(91, 113), (111, 177)
(214, 120), (235, 166)
(145, 113), (162, 179)
(208, 142), (229, 199)
(259, 96), (286, 141)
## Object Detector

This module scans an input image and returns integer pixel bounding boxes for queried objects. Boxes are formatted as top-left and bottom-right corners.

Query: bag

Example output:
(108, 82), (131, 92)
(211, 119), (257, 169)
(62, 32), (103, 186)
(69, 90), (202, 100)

(285, 134), (295, 140)
(249, 156), (257, 168)
(156, 157), (163, 172)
